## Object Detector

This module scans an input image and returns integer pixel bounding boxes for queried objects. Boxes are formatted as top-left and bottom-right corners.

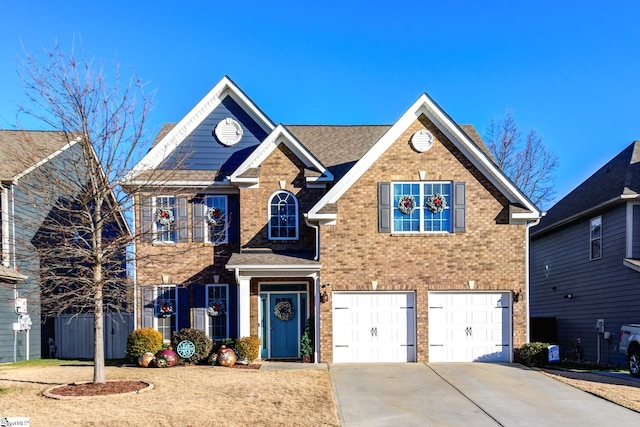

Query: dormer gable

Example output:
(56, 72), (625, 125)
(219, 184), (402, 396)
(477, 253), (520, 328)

(229, 124), (334, 189)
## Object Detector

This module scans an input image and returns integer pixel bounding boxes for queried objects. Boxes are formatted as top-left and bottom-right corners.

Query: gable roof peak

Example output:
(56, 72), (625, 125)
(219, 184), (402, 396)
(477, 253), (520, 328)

(124, 76), (275, 183)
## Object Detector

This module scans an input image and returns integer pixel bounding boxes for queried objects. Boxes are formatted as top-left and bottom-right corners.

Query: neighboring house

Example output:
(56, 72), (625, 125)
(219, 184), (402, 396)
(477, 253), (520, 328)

(0, 130), (130, 362)
(124, 76), (541, 363)
(530, 141), (640, 365)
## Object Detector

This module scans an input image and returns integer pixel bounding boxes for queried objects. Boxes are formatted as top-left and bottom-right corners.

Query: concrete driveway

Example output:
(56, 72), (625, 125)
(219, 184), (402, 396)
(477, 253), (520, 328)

(329, 363), (640, 426)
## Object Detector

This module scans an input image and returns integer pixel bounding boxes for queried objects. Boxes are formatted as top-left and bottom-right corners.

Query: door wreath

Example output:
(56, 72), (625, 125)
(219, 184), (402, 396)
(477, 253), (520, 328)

(274, 300), (294, 321)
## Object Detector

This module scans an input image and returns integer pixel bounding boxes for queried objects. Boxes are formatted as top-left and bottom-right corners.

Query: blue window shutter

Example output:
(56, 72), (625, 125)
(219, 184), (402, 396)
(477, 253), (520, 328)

(193, 284), (206, 332)
(176, 197), (189, 242)
(453, 182), (466, 233)
(378, 182), (392, 233)
(141, 287), (154, 328)
(140, 197), (152, 242)
(177, 287), (190, 330)
(192, 196), (205, 242)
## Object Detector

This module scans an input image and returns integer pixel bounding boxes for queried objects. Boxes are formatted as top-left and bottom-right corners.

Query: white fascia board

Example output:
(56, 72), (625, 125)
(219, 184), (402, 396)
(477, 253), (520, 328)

(424, 101), (539, 215)
(229, 124), (333, 183)
(124, 76), (275, 183)
(13, 137), (80, 182)
(308, 93), (541, 220)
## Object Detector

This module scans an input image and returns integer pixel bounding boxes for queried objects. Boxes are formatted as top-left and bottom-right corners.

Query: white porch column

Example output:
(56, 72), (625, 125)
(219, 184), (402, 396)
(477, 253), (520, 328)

(237, 276), (251, 337)
(313, 274), (320, 363)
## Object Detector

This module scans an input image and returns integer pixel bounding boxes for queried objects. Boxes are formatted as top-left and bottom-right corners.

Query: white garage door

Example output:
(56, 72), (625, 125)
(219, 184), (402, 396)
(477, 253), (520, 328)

(428, 292), (511, 362)
(332, 292), (416, 363)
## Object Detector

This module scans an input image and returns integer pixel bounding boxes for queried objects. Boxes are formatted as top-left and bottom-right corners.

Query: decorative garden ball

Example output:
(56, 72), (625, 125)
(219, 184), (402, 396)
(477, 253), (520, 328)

(217, 345), (236, 367)
(138, 352), (155, 368)
(157, 347), (178, 367)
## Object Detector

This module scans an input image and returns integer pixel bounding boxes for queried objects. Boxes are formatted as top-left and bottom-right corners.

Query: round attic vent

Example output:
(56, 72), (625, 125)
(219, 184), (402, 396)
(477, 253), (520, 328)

(411, 129), (434, 152)
(214, 118), (243, 146)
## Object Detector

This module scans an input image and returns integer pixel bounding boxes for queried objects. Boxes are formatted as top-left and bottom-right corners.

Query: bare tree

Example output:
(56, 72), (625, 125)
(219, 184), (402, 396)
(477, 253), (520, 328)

(15, 42), (153, 383)
(485, 111), (558, 209)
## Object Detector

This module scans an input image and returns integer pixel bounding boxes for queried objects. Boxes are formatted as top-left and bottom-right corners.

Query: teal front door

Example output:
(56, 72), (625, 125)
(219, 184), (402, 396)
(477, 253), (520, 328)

(270, 294), (299, 358)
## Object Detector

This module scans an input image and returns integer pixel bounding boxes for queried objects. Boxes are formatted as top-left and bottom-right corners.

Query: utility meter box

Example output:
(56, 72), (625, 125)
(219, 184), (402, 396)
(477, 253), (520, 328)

(15, 298), (27, 314)
(17, 314), (32, 330)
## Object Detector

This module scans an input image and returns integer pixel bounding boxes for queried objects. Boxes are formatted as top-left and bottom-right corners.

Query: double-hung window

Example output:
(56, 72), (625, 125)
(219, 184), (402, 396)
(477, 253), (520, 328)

(393, 182), (452, 233)
(155, 285), (177, 342)
(204, 196), (228, 244)
(590, 216), (602, 260)
(269, 191), (298, 240)
(154, 196), (176, 242)
(207, 284), (229, 340)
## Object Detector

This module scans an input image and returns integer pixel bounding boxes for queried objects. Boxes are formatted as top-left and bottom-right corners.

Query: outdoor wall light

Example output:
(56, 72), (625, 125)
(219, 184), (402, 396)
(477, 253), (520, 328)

(513, 289), (522, 303)
(320, 284), (330, 303)
(564, 293), (573, 299)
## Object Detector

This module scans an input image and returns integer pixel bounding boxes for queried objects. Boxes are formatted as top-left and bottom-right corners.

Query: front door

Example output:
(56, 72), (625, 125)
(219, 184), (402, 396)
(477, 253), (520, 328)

(269, 293), (299, 358)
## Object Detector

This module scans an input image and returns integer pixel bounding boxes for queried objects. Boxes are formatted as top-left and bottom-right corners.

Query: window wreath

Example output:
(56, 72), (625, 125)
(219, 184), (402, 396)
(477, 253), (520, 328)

(155, 207), (174, 226)
(157, 300), (174, 317)
(397, 195), (416, 215)
(206, 207), (224, 225)
(207, 299), (226, 317)
(426, 193), (447, 213)
(274, 300), (294, 322)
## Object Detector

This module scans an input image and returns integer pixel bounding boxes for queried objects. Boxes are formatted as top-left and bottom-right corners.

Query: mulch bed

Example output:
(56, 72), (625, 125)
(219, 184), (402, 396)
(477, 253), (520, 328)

(46, 381), (149, 397)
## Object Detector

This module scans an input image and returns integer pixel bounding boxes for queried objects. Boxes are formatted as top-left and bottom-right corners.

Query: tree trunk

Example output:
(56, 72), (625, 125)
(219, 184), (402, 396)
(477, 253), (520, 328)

(93, 271), (105, 383)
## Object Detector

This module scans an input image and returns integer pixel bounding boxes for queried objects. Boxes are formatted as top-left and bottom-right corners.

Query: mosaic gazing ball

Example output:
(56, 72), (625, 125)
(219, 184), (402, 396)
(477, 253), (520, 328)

(157, 348), (178, 367)
(217, 345), (236, 367)
(138, 352), (155, 368)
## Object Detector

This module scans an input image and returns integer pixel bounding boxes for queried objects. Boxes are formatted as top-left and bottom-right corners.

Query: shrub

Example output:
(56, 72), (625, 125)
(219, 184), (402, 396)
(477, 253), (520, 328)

(516, 342), (551, 367)
(300, 317), (313, 357)
(126, 328), (163, 361)
(171, 328), (213, 364)
(235, 336), (260, 363)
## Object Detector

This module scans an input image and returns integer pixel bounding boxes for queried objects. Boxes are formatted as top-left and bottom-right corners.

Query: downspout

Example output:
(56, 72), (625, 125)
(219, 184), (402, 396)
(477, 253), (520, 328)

(303, 214), (319, 261)
(525, 217), (542, 343)
(304, 215), (321, 362)
(131, 201), (138, 330)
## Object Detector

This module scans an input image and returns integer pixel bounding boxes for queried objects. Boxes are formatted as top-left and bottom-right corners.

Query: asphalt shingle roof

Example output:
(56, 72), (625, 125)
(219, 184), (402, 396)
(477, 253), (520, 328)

(0, 130), (73, 181)
(533, 141), (640, 235)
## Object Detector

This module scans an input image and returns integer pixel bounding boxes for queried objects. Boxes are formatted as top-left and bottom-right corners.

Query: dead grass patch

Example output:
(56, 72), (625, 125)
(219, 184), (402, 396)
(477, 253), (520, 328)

(0, 364), (338, 426)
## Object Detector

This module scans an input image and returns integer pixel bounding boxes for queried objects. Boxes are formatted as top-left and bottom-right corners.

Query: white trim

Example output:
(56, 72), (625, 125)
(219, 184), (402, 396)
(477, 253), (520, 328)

(205, 283), (230, 340)
(307, 93), (540, 222)
(1, 185), (9, 267)
(13, 138), (79, 182)
(124, 76), (275, 182)
(229, 125), (334, 184)
(204, 195), (229, 244)
(268, 190), (299, 241)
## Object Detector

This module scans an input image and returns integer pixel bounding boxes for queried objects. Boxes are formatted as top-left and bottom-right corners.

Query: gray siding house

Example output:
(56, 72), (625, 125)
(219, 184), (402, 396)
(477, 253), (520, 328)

(0, 130), (130, 362)
(530, 141), (640, 365)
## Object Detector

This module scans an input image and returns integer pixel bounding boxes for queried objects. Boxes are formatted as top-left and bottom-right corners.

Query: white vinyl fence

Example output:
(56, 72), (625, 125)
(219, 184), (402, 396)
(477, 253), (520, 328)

(54, 313), (134, 359)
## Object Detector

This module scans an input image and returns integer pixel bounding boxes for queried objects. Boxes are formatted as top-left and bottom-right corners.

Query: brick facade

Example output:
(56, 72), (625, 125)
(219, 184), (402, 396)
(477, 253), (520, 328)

(317, 116), (527, 362)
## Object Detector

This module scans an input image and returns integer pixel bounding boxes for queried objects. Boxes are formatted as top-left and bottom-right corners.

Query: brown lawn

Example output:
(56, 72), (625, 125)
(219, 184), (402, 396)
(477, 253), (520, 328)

(0, 362), (339, 427)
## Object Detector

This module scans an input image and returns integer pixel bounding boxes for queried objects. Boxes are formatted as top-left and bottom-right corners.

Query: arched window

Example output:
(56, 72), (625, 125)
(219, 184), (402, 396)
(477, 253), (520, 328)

(268, 191), (298, 240)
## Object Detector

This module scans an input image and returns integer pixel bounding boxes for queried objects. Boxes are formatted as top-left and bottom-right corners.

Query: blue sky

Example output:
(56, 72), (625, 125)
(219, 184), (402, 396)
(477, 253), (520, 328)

(1, 1), (639, 207)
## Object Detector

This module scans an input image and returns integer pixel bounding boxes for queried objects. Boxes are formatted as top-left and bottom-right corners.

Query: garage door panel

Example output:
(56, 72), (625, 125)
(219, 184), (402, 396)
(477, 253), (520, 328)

(333, 292), (415, 363)
(428, 292), (511, 363)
